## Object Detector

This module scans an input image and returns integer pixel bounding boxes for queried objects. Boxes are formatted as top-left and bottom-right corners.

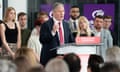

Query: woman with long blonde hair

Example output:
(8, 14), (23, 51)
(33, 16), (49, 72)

(76, 16), (94, 37)
(0, 7), (21, 58)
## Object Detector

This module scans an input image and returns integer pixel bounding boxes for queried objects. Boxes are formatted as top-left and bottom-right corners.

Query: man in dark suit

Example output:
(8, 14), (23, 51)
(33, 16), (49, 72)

(40, 2), (74, 65)
(68, 5), (80, 39)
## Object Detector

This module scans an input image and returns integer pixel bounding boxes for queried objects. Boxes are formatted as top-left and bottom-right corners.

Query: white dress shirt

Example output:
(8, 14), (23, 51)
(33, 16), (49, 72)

(69, 18), (79, 32)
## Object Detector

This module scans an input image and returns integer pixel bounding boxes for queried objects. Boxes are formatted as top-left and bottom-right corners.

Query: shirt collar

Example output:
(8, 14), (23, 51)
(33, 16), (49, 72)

(53, 17), (62, 24)
(70, 18), (78, 22)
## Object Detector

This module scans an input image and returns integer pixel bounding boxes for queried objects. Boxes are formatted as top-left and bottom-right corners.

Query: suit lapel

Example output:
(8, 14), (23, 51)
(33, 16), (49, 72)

(48, 18), (54, 31)
(62, 21), (67, 43)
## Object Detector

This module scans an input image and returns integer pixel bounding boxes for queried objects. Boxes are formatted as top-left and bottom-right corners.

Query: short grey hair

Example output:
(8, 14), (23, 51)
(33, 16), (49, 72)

(0, 59), (17, 72)
(52, 2), (64, 11)
(106, 46), (120, 62)
(45, 58), (69, 72)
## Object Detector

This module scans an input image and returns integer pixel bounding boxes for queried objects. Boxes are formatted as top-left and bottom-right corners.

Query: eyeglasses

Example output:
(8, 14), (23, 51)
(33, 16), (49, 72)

(104, 21), (112, 23)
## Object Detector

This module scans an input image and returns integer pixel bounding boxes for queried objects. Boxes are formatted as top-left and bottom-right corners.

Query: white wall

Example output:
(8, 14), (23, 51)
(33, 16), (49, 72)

(0, 0), (3, 20)
(8, 0), (27, 20)
(8, 0), (27, 27)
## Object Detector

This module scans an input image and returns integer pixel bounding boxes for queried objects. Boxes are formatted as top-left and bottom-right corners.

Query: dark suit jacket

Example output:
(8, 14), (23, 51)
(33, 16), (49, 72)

(40, 18), (74, 65)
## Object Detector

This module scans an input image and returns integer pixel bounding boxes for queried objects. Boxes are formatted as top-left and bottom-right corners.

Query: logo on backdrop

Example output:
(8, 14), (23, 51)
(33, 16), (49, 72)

(83, 4), (115, 31)
(92, 9), (104, 18)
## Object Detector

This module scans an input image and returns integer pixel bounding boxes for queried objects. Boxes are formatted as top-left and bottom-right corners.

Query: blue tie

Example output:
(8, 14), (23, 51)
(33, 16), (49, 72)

(73, 21), (77, 30)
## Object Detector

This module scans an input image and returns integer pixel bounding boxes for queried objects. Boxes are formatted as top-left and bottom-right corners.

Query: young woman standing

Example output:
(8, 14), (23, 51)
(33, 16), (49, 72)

(0, 7), (21, 58)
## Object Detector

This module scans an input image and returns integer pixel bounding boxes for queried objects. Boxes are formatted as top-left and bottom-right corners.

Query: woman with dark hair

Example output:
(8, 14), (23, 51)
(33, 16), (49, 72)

(87, 54), (104, 72)
(63, 53), (81, 72)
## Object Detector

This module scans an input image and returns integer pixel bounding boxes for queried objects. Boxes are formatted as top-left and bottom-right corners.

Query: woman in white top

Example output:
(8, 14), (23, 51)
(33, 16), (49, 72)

(27, 11), (49, 57)
(27, 23), (42, 57)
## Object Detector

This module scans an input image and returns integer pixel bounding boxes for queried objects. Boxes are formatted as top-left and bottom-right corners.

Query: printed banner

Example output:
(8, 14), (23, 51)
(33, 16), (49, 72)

(75, 37), (100, 44)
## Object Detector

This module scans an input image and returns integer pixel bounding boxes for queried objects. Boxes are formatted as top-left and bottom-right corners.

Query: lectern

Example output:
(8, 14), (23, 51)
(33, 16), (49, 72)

(55, 37), (102, 72)
(56, 37), (102, 55)
(57, 43), (101, 55)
